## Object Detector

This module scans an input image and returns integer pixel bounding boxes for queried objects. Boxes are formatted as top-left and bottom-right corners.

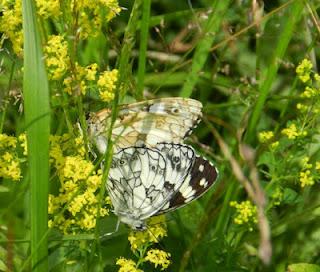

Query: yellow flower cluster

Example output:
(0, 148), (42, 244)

(98, 69), (118, 102)
(145, 249), (171, 270)
(258, 130), (278, 149)
(116, 258), (143, 272)
(0, 0), (121, 57)
(281, 123), (307, 140)
(258, 131), (274, 143)
(296, 59), (313, 83)
(0, 0), (23, 55)
(70, 0), (121, 39)
(230, 200), (258, 231)
(48, 134), (110, 233)
(298, 157), (317, 188)
(299, 170), (314, 188)
(300, 157), (312, 169)
(0, 134), (22, 181)
(300, 86), (319, 98)
(36, 0), (61, 18)
(63, 63), (98, 95)
(128, 216), (167, 251)
(271, 187), (283, 206)
(45, 35), (70, 80)
(117, 216), (171, 271)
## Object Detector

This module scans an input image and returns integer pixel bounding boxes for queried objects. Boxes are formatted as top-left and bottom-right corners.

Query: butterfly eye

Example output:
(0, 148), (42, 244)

(119, 160), (126, 165)
(151, 165), (157, 171)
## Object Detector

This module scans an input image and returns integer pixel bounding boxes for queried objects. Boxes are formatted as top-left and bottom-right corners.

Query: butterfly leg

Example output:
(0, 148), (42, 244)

(100, 219), (120, 239)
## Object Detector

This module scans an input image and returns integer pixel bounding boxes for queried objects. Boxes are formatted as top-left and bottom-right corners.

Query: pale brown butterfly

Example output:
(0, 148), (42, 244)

(87, 97), (203, 153)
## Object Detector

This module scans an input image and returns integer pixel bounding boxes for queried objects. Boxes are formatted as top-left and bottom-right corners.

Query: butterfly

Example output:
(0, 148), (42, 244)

(87, 97), (203, 153)
(108, 143), (218, 230)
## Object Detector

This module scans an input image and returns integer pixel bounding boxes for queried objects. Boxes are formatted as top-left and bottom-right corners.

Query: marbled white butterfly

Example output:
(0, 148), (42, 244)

(87, 97), (202, 152)
(108, 143), (218, 230)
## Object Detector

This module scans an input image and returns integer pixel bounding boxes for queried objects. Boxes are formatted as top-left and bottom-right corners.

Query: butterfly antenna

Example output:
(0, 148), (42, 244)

(145, 222), (167, 252)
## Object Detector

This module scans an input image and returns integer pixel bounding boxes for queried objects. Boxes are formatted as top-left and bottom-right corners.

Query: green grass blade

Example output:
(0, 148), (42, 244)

(136, 0), (151, 100)
(22, 0), (50, 271)
(179, 0), (231, 98)
(246, 0), (304, 142)
(118, 0), (142, 101)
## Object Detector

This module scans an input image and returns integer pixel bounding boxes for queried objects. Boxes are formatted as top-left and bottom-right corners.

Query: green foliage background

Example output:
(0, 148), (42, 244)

(0, 0), (320, 271)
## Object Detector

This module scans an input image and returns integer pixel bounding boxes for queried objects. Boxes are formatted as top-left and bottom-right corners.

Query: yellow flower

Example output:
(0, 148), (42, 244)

(98, 69), (118, 102)
(296, 59), (313, 83)
(47, 135), (109, 233)
(296, 103), (308, 112)
(301, 157), (312, 169)
(315, 161), (320, 170)
(18, 134), (27, 156)
(301, 86), (318, 98)
(0, 134), (17, 148)
(299, 170), (314, 188)
(36, 0), (61, 18)
(0, 0), (23, 55)
(116, 258), (143, 272)
(281, 123), (307, 140)
(270, 141), (279, 150)
(45, 35), (70, 80)
(0, 134), (21, 181)
(128, 216), (167, 251)
(230, 200), (258, 231)
(258, 131), (274, 143)
(145, 249), (171, 270)
(63, 63), (99, 95)
(85, 63), (98, 81)
(70, 0), (121, 39)
(80, 212), (96, 229)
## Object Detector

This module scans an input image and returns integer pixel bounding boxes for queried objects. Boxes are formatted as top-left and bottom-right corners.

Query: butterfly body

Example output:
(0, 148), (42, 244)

(108, 143), (218, 230)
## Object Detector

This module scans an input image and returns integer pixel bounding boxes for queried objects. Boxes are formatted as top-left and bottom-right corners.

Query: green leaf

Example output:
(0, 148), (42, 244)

(22, 0), (50, 271)
(288, 263), (320, 272)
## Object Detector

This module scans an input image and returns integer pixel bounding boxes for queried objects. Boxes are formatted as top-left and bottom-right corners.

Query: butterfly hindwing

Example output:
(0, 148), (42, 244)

(155, 154), (218, 215)
(108, 143), (218, 229)
(108, 144), (199, 228)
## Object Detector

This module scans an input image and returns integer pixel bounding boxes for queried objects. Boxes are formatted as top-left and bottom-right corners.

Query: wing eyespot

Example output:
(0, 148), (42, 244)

(171, 108), (180, 114)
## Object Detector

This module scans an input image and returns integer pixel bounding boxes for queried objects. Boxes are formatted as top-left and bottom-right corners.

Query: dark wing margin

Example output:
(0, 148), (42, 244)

(155, 155), (218, 215)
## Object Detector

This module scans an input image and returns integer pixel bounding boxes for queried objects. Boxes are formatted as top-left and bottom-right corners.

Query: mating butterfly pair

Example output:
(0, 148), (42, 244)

(88, 97), (218, 230)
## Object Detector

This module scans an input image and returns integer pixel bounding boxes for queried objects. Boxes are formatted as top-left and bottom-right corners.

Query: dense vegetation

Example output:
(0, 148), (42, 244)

(0, 0), (319, 271)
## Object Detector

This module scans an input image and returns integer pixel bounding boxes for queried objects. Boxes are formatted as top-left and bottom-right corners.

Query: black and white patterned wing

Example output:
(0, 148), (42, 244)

(108, 144), (196, 227)
(108, 147), (166, 219)
(156, 154), (218, 215)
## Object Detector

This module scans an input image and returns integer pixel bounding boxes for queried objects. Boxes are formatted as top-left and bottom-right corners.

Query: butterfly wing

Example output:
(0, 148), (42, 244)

(155, 153), (219, 215)
(88, 97), (202, 153)
(107, 144), (196, 228)
(108, 147), (166, 219)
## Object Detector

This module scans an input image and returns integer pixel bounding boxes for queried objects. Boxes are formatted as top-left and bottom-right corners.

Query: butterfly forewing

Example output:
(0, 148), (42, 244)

(88, 97), (203, 152)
